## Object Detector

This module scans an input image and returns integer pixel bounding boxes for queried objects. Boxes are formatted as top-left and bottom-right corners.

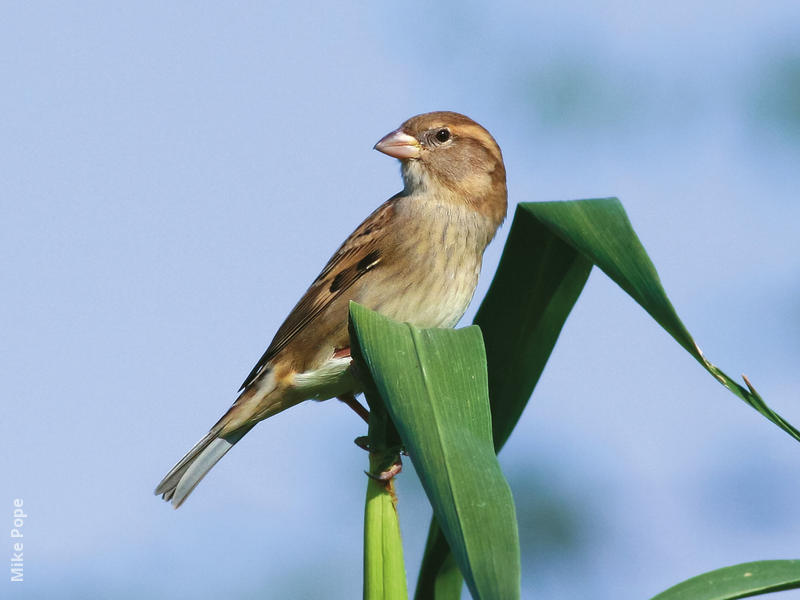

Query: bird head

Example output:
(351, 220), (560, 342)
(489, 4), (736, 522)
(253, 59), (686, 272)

(374, 111), (507, 227)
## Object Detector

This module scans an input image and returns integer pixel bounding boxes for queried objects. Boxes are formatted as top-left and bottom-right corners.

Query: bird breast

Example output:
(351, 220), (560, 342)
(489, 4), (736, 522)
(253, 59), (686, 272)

(356, 193), (495, 330)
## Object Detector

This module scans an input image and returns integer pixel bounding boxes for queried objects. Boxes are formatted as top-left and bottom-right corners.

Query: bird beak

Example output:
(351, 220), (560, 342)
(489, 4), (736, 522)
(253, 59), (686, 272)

(373, 129), (421, 159)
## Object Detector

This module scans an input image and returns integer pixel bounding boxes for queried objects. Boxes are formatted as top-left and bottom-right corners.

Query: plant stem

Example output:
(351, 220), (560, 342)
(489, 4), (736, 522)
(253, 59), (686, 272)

(361, 401), (408, 600)
(363, 455), (406, 599)
(350, 320), (408, 600)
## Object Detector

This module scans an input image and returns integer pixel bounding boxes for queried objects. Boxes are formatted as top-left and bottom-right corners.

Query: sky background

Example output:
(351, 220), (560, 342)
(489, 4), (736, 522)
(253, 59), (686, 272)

(3, 2), (800, 599)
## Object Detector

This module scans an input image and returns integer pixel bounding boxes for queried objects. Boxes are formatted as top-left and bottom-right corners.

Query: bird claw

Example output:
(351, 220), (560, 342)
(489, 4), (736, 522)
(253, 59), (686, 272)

(354, 435), (407, 456)
(365, 456), (403, 481)
(354, 436), (371, 451)
(357, 436), (403, 481)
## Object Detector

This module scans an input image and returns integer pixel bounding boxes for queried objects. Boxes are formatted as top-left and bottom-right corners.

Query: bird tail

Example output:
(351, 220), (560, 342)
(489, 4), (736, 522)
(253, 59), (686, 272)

(154, 421), (255, 509)
(155, 372), (298, 508)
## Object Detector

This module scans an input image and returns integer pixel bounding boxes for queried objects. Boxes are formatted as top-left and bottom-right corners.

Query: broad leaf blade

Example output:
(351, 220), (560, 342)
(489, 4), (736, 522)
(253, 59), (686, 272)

(650, 560), (800, 600)
(524, 198), (800, 441)
(416, 199), (800, 598)
(476, 207), (594, 452)
(349, 303), (521, 600)
(415, 208), (592, 599)
(415, 518), (463, 599)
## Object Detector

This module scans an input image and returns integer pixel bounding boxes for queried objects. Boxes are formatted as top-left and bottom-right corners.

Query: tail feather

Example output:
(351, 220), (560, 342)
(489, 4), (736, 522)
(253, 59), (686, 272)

(155, 425), (253, 508)
(155, 372), (290, 508)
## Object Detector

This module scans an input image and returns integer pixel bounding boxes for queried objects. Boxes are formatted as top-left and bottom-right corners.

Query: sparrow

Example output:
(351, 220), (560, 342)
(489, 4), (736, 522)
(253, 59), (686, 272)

(155, 111), (508, 508)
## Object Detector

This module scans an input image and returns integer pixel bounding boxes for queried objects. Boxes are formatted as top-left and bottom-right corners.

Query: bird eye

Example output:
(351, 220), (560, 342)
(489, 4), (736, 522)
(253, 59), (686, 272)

(435, 128), (451, 143)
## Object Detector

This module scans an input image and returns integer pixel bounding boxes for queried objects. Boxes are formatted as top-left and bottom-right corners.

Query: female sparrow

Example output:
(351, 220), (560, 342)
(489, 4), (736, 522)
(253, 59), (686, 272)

(156, 111), (507, 507)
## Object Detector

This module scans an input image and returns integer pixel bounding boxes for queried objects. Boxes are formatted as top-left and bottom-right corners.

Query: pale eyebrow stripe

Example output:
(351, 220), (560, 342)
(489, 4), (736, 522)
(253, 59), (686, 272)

(455, 124), (503, 165)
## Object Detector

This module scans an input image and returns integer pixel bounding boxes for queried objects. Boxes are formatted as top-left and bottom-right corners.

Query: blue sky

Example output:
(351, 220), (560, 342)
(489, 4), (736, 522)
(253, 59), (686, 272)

(3, 2), (800, 598)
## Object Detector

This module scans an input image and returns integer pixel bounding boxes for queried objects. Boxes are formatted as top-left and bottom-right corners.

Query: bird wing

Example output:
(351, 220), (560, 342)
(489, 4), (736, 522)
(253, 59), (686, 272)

(239, 196), (399, 390)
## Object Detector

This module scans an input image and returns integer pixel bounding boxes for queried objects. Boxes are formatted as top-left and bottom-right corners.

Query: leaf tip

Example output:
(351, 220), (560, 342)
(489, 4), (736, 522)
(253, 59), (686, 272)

(742, 374), (757, 395)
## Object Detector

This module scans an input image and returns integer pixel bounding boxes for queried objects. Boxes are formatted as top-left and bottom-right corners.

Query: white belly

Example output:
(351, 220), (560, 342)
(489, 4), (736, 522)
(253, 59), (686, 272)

(291, 356), (359, 400)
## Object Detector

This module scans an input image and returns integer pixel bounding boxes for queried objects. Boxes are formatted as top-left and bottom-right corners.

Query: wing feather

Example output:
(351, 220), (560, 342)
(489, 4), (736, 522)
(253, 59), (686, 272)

(238, 196), (398, 390)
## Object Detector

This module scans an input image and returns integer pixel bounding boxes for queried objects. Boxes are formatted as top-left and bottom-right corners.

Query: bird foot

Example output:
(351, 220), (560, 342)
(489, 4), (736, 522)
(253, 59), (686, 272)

(365, 455), (403, 482)
(354, 436), (407, 456)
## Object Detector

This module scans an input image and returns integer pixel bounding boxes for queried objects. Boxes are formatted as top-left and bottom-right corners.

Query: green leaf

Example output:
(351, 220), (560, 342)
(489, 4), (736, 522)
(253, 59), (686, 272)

(476, 203), (594, 452)
(523, 198), (800, 441)
(415, 202), (593, 599)
(650, 560), (800, 600)
(416, 199), (800, 598)
(415, 518), (463, 599)
(349, 302), (521, 600)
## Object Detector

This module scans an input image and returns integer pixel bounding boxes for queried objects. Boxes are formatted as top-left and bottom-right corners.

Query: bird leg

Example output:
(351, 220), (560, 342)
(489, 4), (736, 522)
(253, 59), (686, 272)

(334, 347), (402, 481)
(338, 393), (369, 423)
(333, 346), (370, 421)
(332, 346), (352, 359)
